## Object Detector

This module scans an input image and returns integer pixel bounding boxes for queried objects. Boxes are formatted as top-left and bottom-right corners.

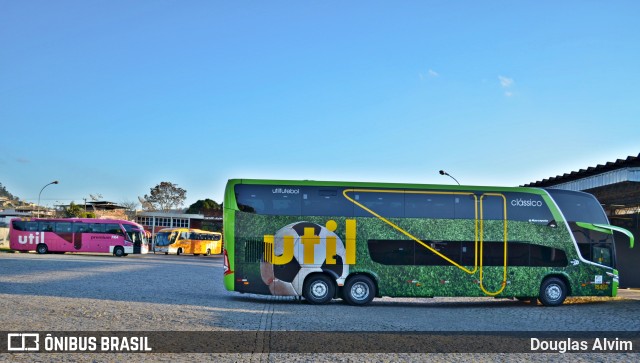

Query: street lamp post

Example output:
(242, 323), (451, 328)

(37, 180), (59, 218)
(439, 170), (460, 185)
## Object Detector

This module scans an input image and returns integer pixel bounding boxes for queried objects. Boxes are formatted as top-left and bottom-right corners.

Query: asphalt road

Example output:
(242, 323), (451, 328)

(1, 252), (639, 362)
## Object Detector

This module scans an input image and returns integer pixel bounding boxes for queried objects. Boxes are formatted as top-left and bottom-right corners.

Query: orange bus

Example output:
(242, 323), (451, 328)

(154, 228), (222, 256)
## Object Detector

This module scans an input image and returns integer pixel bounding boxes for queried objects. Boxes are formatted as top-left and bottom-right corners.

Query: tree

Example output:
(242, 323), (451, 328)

(0, 182), (17, 200)
(119, 199), (139, 211)
(140, 182), (187, 212)
(186, 199), (222, 217)
(120, 199), (139, 220)
(63, 202), (95, 218)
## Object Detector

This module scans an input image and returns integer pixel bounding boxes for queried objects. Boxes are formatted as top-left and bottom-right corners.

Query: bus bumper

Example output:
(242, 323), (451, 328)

(608, 270), (619, 297)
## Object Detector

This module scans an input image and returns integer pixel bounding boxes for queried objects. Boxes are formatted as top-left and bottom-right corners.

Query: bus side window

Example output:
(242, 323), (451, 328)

(88, 223), (105, 233)
(405, 193), (454, 219)
(25, 222), (39, 231)
(530, 245), (567, 267)
(302, 187), (354, 217)
(454, 195), (476, 219)
(105, 224), (124, 235)
(506, 243), (529, 266)
(481, 196), (506, 220)
(73, 223), (89, 233)
(40, 222), (55, 232)
(55, 222), (72, 233)
(354, 191), (404, 218)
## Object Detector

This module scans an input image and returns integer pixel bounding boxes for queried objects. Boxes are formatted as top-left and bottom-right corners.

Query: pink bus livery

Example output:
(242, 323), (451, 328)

(9, 218), (149, 257)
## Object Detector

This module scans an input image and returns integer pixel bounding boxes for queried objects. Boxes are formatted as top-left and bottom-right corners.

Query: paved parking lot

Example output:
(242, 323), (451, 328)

(1, 252), (638, 361)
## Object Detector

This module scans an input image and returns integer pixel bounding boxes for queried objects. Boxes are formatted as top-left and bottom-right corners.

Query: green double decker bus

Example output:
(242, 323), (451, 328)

(222, 179), (634, 306)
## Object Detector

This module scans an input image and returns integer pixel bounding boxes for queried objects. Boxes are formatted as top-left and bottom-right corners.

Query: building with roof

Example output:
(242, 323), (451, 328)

(525, 153), (640, 287)
(134, 210), (222, 241)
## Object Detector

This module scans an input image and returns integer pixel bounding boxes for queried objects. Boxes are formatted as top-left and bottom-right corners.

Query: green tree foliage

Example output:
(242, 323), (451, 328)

(0, 182), (18, 200)
(63, 202), (95, 218)
(140, 182), (187, 212)
(186, 198), (222, 217)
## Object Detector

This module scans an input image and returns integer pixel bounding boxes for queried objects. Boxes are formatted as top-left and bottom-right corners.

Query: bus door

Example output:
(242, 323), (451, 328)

(124, 225), (142, 254)
(132, 235), (141, 254)
(72, 222), (89, 251)
(175, 230), (191, 254)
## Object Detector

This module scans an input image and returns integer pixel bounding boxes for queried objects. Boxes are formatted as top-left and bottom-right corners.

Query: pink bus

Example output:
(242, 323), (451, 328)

(9, 218), (149, 257)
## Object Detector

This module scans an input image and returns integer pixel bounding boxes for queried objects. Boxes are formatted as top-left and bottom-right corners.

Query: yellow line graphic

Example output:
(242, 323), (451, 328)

(342, 189), (508, 296)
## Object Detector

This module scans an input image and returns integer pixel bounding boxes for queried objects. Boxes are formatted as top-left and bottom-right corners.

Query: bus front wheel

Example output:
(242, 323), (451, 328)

(113, 247), (125, 257)
(36, 243), (48, 254)
(343, 275), (376, 306)
(177, 248), (182, 256)
(205, 249), (211, 256)
(539, 277), (567, 307)
(303, 274), (335, 305)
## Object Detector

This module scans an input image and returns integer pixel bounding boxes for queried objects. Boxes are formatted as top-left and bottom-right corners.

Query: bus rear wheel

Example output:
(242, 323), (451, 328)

(177, 248), (182, 256)
(113, 246), (125, 257)
(303, 274), (335, 305)
(343, 275), (376, 306)
(205, 249), (211, 256)
(36, 243), (48, 254)
(539, 277), (567, 307)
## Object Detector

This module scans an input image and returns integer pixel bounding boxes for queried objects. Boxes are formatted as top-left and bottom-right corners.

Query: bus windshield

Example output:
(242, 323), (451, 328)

(155, 231), (177, 246)
(546, 189), (608, 224)
(123, 223), (148, 244)
(547, 189), (615, 268)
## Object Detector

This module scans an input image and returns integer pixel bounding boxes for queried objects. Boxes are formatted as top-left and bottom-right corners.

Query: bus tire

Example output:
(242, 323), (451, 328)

(36, 243), (48, 254)
(303, 274), (335, 305)
(177, 248), (182, 256)
(205, 249), (211, 256)
(165, 252), (168, 255)
(113, 246), (125, 257)
(539, 277), (567, 307)
(343, 275), (376, 306)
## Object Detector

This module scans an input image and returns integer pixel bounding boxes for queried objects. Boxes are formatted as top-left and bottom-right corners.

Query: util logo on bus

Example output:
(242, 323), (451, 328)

(18, 232), (45, 245)
(264, 219), (356, 265)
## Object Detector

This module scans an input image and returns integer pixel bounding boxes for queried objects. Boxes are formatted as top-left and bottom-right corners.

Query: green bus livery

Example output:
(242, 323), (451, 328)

(222, 179), (634, 306)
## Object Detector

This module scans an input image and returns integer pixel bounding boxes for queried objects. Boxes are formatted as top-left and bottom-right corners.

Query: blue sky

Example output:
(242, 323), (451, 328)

(1, 1), (639, 208)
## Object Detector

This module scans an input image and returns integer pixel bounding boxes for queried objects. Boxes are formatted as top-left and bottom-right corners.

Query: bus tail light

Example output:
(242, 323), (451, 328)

(223, 249), (232, 276)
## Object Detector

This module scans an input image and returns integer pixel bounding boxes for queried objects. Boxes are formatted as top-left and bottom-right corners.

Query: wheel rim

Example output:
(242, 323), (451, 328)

(351, 282), (370, 301)
(311, 281), (328, 299)
(545, 284), (562, 301)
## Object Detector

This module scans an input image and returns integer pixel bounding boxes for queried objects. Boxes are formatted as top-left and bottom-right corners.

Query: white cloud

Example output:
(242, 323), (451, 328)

(498, 75), (515, 97)
(498, 75), (514, 88)
(419, 69), (439, 80)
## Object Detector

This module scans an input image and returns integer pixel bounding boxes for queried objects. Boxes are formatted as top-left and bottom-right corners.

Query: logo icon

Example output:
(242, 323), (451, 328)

(7, 333), (40, 351)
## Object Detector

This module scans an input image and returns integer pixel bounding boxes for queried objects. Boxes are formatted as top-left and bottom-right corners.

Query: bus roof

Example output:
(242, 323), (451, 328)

(225, 178), (549, 194)
(11, 217), (139, 224)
